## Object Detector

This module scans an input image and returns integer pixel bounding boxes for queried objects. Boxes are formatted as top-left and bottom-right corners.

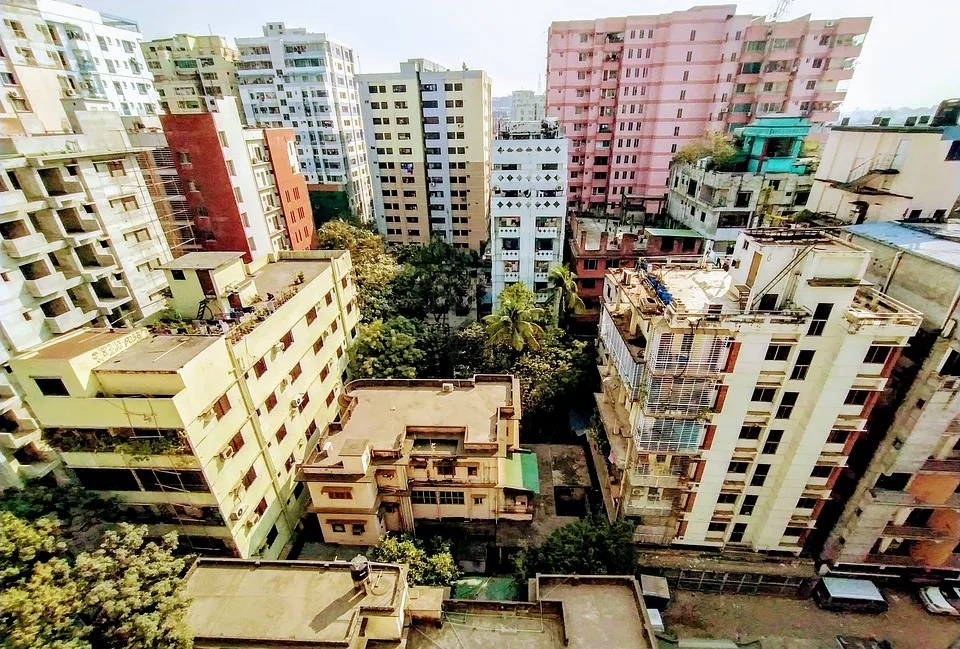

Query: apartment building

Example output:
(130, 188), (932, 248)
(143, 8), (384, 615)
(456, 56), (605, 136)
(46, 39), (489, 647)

(490, 119), (567, 306)
(236, 22), (372, 222)
(807, 99), (960, 224)
(820, 222), (960, 580)
(298, 375), (538, 545)
(359, 58), (492, 249)
(667, 117), (814, 254)
(546, 6), (870, 213)
(141, 34), (240, 116)
(1, 0), (160, 136)
(510, 90), (545, 122)
(594, 228), (921, 553)
(160, 97), (314, 261)
(9, 250), (358, 555)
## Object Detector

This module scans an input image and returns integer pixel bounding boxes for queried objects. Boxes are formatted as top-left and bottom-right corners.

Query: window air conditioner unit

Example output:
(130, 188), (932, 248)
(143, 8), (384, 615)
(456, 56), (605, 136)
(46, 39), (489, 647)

(273, 342), (286, 353)
(219, 446), (235, 461)
(245, 512), (261, 527)
(292, 393), (304, 407)
(824, 20), (836, 27)
(230, 504), (247, 521)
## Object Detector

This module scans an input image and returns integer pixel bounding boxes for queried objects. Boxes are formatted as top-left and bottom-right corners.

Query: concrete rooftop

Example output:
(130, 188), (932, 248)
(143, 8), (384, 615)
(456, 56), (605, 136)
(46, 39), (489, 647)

(310, 379), (513, 467)
(185, 559), (405, 646)
(252, 259), (330, 298)
(159, 251), (244, 270)
(97, 335), (220, 373)
(25, 329), (137, 361)
(538, 578), (654, 649)
(846, 221), (960, 271)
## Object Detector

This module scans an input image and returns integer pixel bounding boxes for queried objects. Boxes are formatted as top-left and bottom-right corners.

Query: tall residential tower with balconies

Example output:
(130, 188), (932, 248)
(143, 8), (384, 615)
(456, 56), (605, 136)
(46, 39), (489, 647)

(141, 34), (241, 116)
(546, 6), (870, 214)
(236, 23), (372, 223)
(593, 229), (920, 553)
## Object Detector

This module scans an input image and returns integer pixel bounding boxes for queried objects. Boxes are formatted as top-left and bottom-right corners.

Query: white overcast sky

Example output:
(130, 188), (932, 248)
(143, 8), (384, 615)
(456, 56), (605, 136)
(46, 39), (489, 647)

(83, 0), (957, 109)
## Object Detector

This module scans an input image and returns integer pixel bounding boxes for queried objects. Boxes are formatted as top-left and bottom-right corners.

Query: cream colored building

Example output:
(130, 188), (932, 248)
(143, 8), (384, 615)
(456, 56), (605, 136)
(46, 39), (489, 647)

(141, 34), (240, 117)
(9, 250), (358, 556)
(298, 376), (539, 546)
(594, 228), (921, 553)
(359, 59), (492, 250)
(806, 104), (960, 224)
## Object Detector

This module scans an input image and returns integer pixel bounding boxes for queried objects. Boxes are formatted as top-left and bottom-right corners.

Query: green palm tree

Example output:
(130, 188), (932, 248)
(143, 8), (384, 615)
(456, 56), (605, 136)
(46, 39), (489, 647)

(548, 265), (585, 323)
(483, 300), (545, 352)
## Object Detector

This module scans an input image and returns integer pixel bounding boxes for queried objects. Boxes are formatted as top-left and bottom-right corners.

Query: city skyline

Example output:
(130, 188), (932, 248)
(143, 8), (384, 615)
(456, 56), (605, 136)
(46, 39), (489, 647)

(79, 0), (959, 110)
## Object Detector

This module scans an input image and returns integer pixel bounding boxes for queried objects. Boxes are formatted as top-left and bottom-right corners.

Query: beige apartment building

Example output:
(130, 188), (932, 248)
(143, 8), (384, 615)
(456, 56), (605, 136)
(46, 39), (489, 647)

(141, 34), (241, 116)
(594, 228), (921, 553)
(358, 59), (492, 250)
(298, 376), (539, 545)
(9, 249), (358, 556)
(821, 222), (960, 580)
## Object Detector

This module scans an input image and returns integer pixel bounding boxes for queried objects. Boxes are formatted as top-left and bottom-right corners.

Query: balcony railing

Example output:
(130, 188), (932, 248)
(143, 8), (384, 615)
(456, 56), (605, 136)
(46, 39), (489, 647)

(600, 306), (643, 399)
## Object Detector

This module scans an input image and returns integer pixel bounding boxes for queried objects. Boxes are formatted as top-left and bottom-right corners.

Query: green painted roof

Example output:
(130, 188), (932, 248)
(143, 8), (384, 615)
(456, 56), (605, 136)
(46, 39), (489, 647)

(645, 228), (702, 238)
(504, 452), (540, 493)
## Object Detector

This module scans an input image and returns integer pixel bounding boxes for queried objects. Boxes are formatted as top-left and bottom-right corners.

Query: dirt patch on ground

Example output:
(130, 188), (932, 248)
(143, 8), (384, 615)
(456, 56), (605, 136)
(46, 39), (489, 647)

(664, 589), (959, 649)
(549, 444), (591, 486)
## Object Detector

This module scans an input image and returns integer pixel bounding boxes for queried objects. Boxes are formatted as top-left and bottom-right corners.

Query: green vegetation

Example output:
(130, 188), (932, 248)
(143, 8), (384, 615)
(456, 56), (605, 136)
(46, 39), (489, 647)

(309, 190), (357, 226)
(547, 264), (585, 326)
(672, 131), (740, 170)
(483, 283), (545, 352)
(371, 534), (459, 587)
(512, 517), (637, 580)
(0, 510), (191, 649)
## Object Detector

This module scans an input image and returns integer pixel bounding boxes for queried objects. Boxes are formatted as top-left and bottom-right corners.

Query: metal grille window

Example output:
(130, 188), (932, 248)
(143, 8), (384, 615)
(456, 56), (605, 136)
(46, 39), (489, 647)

(634, 417), (705, 452)
(648, 332), (729, 375)
(600, 307), (643, 398)
(643, 374), (717, 415)
(438, 491), (465, 505)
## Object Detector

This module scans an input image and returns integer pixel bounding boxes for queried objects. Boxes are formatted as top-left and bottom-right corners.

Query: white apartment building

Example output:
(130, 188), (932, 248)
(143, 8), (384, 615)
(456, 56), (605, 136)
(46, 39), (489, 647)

(594, 228), (921, 553)
(510, 90), (545, 122)
(141, 34), (241, 116)
(490, 119), (567, 306)
(0, 104), (174, 488)
(1, 0), (160, 136)
(236, 23), (372, 223)
(358, 58), (492, 250)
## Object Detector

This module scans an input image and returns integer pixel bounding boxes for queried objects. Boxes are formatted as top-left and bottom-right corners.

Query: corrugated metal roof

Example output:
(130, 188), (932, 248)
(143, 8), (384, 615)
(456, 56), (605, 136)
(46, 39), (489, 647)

(845, 222), (960, 271)
(821, 577), (885, 602)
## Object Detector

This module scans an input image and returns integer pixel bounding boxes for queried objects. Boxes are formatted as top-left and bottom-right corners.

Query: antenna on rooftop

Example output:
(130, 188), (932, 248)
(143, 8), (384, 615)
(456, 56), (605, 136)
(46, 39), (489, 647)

(768, 0), (792, 21)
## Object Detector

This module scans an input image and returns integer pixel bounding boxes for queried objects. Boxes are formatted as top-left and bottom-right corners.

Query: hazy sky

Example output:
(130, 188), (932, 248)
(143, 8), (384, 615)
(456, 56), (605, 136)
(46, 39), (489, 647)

(83, 0), (957, 109)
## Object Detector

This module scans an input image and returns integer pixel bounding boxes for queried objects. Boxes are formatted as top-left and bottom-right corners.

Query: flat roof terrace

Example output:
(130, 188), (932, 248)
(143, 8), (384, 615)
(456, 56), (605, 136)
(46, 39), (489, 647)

(185, 559), (405, 647)
(252, 258), (331, 298)
(304, 377), (516, 468)
(96, 335), (221, 373)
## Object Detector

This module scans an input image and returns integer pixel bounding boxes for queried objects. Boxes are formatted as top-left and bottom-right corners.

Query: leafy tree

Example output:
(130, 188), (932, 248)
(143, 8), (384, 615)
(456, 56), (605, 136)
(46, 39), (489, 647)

(512, 517), (636, 580)
(672, 131), (739, 170)
(0, 514), (191, 649)
(547, 265), (585, 325)
(371, 534), (459, 587)
(483, 300), (545, 352)
(348, 317), (425, 379)
(316, 221), (400, 322)
(309, 191), (357, 226)
(497, 282), (537, 311)
(392, 239), (474, 324)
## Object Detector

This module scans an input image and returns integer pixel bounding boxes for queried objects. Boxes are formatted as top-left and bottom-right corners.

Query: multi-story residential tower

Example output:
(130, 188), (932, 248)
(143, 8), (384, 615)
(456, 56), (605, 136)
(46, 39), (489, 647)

(490, 119), (567, 306)
(510, 90), (545, 122)
(298, 375), (538, 545)
(666, 117), (814, 254)
(593, 229), (921, 553)
(141, 34), (241, 116)
(807, 99), (960, 224)
(546, 6), (870, 213)
(160, 97), (314, 261)
(1, 0), (160, 135)
(359, 58), (492, 250)
(236, 23), (372, 223)
(0, 103), (175, 487)
(9, 250), (358, 555)
(821, 222), (960, 581)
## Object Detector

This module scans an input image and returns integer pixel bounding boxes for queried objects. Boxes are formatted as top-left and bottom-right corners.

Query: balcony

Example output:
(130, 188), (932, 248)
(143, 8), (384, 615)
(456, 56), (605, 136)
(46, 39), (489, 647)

(0, 427), (40, 450)
(600, 306), (644, 398)
(843, 286), (922, 334)
(24, 272), (66, 297)
(921, 459), (960, 474)
(500, 250), (519, 260)
(18, 459), (60, 479)
(629, 471), (684, 489)
(2, 233), (51, 258)
(497, 226), (520, 237)
(0, 189), (30, 211)
(535, 249), (555, 260)
(882, 524), (957, 541)
(46, 306), (92, 333)
(623, 499), (674, 517)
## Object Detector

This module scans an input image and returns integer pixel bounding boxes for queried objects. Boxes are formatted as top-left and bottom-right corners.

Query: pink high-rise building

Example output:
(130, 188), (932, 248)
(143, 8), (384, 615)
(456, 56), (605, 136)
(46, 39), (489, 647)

(546, 5), (870, 213)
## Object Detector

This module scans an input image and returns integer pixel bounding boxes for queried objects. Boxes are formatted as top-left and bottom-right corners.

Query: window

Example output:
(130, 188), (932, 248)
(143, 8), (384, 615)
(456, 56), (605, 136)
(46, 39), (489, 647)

(790, 349), (815, 380)
(729, 522), (747, 543)
(352, 524), (365, 536)
(728, 461), (748, 474)
(717, 493), (738, 504)
(331, 523), (346, 533)
(797, 497), (818, 510)
(864, 345), (891, 364)
(280, 330), (294, 349)
(34, 377), (68, 396)
(313, 337), (324, 354)
(275, 424), (287, 443)
(808, 303), (833, 336)
(227, 430), (245, 453)
(412, 490), (438, 504)
(810, 465), (833, 479)
(947, 141), (960, 162)
(583, 259), (599, 270)
(253, 357), (267, 378)
(265, 392), (278, 412)
(467, 466), (478, 477)
(708, 522), (727, 532)
(844, 389), (870, 406)
(327, 489), (353, 500)
(289, 363), (302, 383)
(241, 465), (257, 489)
(739, 495), (758, 515)
(739, 425), (762, 440)
(213, 393), (231, 420)
(438, 491), (465, 505)
(827, 429), (850, 445)
(772, 392), (797, 419)
(752, 387), (776, 402)
(765, 344), (791, 361)
(762, 430), (783, 455)
(306, 307), (317, 325)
